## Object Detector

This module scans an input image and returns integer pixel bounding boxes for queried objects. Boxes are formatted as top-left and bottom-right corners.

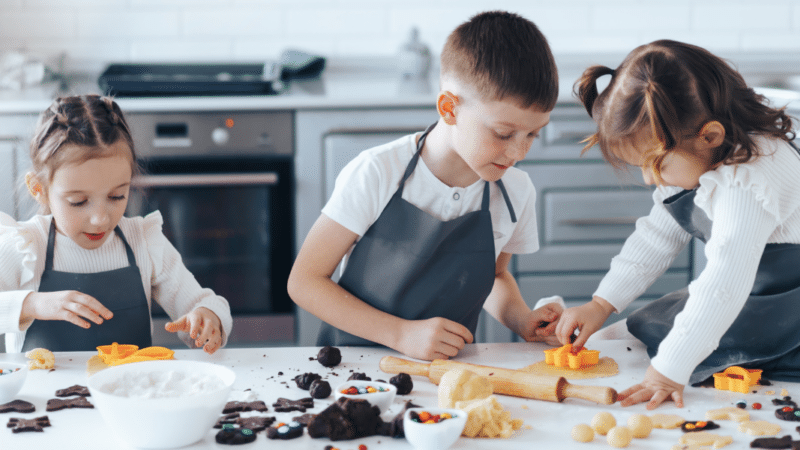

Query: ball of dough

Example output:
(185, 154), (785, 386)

(571, 423), (594, 443)
(606, 426), (632, 448)
(437, 369), (493, 408)
(591, 411), (616, 436)
(627, 414), (653, 438)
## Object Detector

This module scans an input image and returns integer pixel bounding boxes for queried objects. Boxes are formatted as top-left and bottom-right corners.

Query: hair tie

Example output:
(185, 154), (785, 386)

(609, 68), (616, 77)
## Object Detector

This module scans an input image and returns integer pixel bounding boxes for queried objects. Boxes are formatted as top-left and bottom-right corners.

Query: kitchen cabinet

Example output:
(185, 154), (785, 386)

(0, 113), (38, 220)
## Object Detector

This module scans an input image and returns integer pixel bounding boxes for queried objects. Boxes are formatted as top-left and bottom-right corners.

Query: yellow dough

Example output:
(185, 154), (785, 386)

(454, 395), (523, 439)
(606, 426), (632, 448)
(627, 414), (653, 438)
(591, 411), (616, 436)
(676, 431), (733, 449)
(438, 368), (493, 408)
(25, 347), (55, 370)
(705, 406), (750, 422)
(571, 423), (594, 443)
(738, 420), (781, 436)
(650, 413), (687, 429)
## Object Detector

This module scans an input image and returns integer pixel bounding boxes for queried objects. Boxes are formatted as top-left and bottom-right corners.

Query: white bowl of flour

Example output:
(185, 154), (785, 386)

(87, 359), (235, 448)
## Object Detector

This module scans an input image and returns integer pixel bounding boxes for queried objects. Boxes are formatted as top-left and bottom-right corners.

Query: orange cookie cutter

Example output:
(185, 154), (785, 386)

(96, 342), (175, 366)
(712, 366), (762, 394)
(543, 344), (600, 369)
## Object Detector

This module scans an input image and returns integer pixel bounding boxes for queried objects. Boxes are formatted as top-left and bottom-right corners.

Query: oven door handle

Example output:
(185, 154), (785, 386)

(132, 172), (279, 187)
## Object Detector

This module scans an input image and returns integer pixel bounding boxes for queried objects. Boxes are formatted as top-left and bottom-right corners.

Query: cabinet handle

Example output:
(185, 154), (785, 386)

(132, 172), (278, 188)
(560, 217), (639, 226)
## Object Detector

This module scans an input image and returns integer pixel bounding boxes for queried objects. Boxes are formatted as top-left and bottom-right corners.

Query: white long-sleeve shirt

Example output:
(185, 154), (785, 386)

(594, 135), (800, 385)
(0, 210), (232, 353)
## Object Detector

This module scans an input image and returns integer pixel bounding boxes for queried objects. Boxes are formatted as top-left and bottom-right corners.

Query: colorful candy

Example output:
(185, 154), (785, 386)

(339, 385), (389, 395)
(0, 368), (21, 375)
(409, 411), (456, 424)
(753, 403), (762, 410)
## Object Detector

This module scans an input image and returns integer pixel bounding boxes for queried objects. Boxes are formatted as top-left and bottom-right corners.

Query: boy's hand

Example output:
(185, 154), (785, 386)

(21, 290), (113, 329)
(395, 317), (473, 361)
(556, 297), (614, 350)
(519, 302), (562, 345)
(618, 365), (685, 409)
(165, 307), (223, 354)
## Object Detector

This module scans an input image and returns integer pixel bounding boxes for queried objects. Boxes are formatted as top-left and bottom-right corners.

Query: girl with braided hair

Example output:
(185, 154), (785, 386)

(556, 40), (800, 409)
(0, 95), (231, 353)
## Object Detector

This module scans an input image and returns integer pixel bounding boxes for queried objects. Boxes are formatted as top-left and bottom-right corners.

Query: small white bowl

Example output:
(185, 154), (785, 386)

(404, 407), (467, 450)
(87, 359), (235, 449)
(0, 362), (28, 404)
(334, 380), (396, 412)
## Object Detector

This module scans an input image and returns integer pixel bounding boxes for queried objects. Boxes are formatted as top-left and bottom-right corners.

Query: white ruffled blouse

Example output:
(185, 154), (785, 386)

(0, 211), (232, 353)
(594, 135), (800, 385)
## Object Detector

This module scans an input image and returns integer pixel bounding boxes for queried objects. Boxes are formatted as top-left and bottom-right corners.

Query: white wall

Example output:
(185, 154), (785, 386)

(2, 0), (800, 71)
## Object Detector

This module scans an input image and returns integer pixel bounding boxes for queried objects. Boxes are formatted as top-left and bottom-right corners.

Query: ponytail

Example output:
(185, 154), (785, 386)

(575, 65), (615, 118)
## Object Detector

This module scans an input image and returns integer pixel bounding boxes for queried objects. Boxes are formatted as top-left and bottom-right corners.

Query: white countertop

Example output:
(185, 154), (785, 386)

(2, 340), (798, 449)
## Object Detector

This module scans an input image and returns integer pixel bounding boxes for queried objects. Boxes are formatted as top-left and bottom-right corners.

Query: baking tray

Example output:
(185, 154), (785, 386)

(98, 62), (283, 97)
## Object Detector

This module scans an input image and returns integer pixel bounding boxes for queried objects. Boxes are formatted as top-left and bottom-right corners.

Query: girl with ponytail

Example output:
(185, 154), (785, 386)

(0, 95), (231, 353)
(557, 40), (800, 409)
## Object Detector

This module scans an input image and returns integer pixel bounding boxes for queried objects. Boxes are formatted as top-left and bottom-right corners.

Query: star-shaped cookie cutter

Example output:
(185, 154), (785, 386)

(712, 366), (762, 394)
(96, 342), (174, 366)
(543, 344), (600, 369)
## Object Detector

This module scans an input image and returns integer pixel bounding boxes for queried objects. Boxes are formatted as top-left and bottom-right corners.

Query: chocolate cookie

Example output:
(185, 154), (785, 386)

(0, 400), (35, 414)
(214, 413), (276, 432)
(681, 420), (720, 432)
(266, 421), (304, 440)
(773, 397), (797, 407)
(307, 397), (382, 441)
(309, 379), (331, 399)
(348, 372), (371, 381)
(750, 435), (794, 448)
(389, 373), (413, 395)
(775, 406), (800, 422)
(55, 384), (90, 397)
(292, 413), (316, 426)
(294, 372), (322, 390)
(46, 396), (93, 411)
(272, 397), (314, 412)
(222, 400), (268, 414)
(215, 425), (256, 445)
(317, 346), (341, 367)
(7, 416), (50, 433)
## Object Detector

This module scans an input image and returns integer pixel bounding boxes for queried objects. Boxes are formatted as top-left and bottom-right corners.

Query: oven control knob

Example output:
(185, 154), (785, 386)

(211, 127), (230, 145)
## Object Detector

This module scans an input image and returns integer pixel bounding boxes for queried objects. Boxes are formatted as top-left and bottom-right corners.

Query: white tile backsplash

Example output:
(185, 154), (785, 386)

(1, 0), (799, 70)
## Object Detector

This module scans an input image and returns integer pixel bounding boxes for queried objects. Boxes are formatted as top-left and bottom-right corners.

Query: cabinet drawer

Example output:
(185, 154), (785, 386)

(516, 243), (690, 272)
(517, 272), (689, 306)
(524, 106), (602, 161)
(544, 189), (651, 243)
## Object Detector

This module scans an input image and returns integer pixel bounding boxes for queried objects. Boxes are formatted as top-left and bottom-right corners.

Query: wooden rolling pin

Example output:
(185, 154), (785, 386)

(380, 356), (617, 405)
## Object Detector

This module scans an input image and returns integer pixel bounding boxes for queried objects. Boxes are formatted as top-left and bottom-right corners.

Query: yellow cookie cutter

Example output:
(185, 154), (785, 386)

(96, 342), (175, 366)
(543, 344), (600, 369)
(712, 366), (762, 394)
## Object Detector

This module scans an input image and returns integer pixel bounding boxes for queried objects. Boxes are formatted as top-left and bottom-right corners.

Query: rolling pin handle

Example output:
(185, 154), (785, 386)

(379, 356), (431, 378)
(559, 378), (618, 405)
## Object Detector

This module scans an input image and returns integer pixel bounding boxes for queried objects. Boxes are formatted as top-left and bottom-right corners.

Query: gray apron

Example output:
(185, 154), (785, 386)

(22, 220), (152, 352)
(627, 141), (800, 384)
(318, 123), (516, 346)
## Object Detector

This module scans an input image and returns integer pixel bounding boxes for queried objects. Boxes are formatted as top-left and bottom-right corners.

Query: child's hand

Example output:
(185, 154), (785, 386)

(555, 297), (614, 350)
(20, 290), (113, 329)
(395, 317), (473, 361)
(518, 302), (562, 345)
(618, 365), (685, 409)
(165, 307), (223, 354)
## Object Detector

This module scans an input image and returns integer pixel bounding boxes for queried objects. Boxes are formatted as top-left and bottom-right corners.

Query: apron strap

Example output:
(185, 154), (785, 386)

(495, 179), (517, 223)
(45, 219), (138, 271)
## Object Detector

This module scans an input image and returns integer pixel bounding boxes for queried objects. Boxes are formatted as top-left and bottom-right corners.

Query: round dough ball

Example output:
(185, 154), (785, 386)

(627, 414), (653, 438)
(606, 426), (632, 448)
(591, 411), (616, 436)
(571, 423), (594, 443)
(437, 369), (493, 408)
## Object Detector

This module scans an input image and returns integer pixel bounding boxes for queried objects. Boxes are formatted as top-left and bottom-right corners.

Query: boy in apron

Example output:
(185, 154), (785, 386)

(557, 40), (800, 409)
(288, 11), (563, 361)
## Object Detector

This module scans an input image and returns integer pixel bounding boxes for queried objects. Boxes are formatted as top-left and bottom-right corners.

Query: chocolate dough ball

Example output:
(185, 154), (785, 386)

(294, 372), (322, 390)
(317, 346), (342, 367)
(389, 373), (413, 395)
(347, 372), (371, 381)
(309, 379), (332, 399)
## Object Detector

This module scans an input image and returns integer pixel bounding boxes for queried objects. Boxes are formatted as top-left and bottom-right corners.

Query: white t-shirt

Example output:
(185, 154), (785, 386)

(595, 135), (800, 385)
(0, 211), (233, 353)
(322, 132), (540, 272)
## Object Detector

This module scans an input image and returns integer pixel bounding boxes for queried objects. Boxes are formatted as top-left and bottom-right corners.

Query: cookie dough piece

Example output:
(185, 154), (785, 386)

(7, 416), (50, 433)
(0, 400), (35, 414)
(739, 420), (781, 436)
(571, 423), (594, 443)
(437, 369), (493, 408)
(46, 397), (94, 411)
(651, 413), (687, 429)
(591, 411), (616, 436)
(347, 372), (371, 381)
(706, 406), (750, 422)
(454, 395), (523, 439)
(222, 400), (268, 414)
(750, 435), (794, 448)
(272, 397), (314, 413)
(215, 426), (256, 445)
(775, 406), (800, 422)
(607, 426), (632, 448)
(627, 414), (653, 438)
(309, 379), (331, 399)
(55, 385), (90, 397)
(389, 372), (413, 395)
(294, 372), (322, 390)
(317, 346), (342, 367)
(25, 348), (54, 370)
(676, 431), (733, 449)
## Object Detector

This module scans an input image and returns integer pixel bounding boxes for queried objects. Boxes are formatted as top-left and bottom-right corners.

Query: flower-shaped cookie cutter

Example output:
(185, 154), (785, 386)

(543, 344), (600, 370)
(96, 342), (175, 366)
(712, 366), (762, 394)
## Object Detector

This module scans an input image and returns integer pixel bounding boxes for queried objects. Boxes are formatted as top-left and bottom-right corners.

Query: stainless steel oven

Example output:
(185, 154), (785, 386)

(125, 111), (295, 347)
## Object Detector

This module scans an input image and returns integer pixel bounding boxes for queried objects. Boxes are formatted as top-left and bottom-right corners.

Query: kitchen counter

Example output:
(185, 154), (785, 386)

(2, 340), (798, 449)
